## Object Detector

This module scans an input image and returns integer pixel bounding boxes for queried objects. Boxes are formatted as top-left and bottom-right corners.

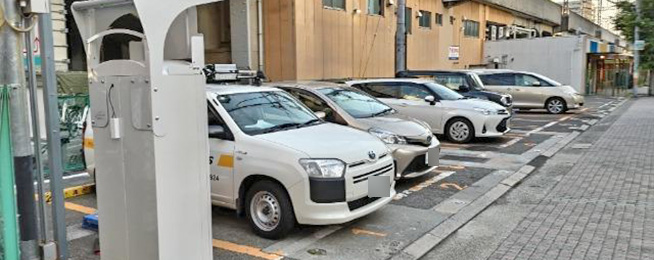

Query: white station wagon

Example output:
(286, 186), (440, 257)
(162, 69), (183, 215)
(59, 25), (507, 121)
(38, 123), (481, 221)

(85, 85), (396, 239)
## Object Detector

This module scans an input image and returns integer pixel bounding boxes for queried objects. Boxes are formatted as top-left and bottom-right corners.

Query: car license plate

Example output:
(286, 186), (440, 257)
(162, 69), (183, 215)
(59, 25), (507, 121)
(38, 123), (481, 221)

(426, 147), (439, 166)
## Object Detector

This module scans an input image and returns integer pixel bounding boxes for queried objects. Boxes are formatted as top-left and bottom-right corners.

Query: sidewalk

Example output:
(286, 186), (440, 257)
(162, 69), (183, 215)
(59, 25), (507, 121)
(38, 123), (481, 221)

(483, 98), (654, 260)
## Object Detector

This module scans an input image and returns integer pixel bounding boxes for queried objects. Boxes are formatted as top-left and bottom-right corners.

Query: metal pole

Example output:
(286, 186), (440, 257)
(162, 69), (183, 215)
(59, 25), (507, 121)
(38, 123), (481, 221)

(395, 0), (406, 74)
(24, 17), (49, 243)
(633, 0), (641, 98)
(38, 10), (69, 259)
(0, 0), (39, 259)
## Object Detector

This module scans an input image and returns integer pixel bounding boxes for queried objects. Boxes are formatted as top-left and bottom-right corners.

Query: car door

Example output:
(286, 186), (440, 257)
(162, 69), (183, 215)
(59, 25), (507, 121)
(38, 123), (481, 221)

(207, 102), (236, 207)
(478, 73), (514, 95)
(513, 73), (548, 108)
(392, 82), (445, 133)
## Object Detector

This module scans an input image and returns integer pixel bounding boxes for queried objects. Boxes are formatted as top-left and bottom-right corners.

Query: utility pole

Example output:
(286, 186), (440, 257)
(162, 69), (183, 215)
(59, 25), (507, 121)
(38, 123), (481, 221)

(633, 0), (641, 98)
(395, 0), (406, 74)
(0, 0), (39, 259)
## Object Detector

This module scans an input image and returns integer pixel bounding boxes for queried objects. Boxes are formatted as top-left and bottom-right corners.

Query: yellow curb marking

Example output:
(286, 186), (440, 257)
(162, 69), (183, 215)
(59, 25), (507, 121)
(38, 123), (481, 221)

(351, 228), (387, 237)
(439, 183), (467, 191)
(212, 239), (283, 260)
(64, 202), (96, 215)
(41, 184), (95, 203)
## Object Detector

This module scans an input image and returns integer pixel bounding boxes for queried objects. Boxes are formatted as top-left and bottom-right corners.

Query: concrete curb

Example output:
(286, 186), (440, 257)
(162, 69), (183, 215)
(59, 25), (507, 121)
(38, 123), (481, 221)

(44, 184), (95, 203)
(391, 122), (587, 260)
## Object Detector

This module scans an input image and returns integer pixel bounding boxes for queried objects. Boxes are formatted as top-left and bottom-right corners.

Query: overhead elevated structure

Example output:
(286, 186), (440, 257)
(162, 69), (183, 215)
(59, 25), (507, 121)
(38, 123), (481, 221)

(72, 0), (219, 259)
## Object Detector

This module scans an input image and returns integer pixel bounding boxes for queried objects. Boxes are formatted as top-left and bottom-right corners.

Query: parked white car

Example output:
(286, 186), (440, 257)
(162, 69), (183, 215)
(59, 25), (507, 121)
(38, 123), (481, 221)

(348, 79), (511, 143)
(275, 82), (440, 180)
(474, 70), (585, 114)
(84, 85), (395, 239)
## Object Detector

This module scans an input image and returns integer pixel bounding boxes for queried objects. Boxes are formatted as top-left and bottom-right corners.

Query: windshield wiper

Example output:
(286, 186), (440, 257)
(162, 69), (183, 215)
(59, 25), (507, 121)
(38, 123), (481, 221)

(299, 119), (322, 127)
(262, 123), (302, 133)
(371, 108), (394, 117)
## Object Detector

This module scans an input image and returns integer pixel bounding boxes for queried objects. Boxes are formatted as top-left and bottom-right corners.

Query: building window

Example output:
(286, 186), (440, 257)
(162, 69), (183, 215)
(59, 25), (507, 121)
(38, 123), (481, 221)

(323, 0), (345, 10)
(368, 0), (383, 15)
(406, 7), (412, 34)
(435, 13), (443, 26)
(418, 10), (431, 29)
(464, 20), (480, 37)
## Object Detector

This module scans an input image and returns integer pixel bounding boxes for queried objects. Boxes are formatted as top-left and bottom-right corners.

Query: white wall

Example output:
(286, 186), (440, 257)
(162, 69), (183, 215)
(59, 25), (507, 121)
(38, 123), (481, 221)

(484, 36), (588, 94)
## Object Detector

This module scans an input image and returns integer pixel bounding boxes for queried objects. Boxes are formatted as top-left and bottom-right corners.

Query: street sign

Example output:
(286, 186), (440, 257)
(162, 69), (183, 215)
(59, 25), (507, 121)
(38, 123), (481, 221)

(449, 46), (460, 60)
(635, 40), (645, 51)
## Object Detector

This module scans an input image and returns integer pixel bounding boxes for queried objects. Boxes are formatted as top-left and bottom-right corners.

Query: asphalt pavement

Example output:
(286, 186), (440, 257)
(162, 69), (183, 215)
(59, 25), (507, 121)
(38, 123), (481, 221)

(59, 96), (628, 260)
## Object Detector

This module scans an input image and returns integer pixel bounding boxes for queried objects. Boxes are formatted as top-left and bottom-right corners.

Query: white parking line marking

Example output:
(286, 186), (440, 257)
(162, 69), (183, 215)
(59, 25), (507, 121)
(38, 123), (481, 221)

(67, 224), (95, 241)
(262, 225), (343, 256)
(394, 171), (456, 201)
(499, 137), (522, 148)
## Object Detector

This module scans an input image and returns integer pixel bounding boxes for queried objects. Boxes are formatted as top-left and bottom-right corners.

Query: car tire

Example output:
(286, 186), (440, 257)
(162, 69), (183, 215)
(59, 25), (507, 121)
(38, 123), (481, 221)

(546, 97), (567, 114)
(445, 118), (475, 144)
(245, 180), (295, 239)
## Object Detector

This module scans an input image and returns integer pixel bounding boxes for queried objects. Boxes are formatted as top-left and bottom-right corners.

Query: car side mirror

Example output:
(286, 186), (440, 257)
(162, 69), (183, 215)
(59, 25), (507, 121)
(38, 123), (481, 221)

(532, 82), (542, 86)
(314, 111), (327, 120)
(424, 95), (436, 105)
(208, 125), (227, 139)
(459, 85), (470, 92)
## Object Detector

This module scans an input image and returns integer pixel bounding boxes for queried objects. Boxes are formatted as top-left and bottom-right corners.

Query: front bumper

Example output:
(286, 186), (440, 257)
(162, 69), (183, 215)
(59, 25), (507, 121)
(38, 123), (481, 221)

(567, 95), (585, 109)
(288, 157), (396, 225)
(475, 115), (512, 138)
(389, 139), (440, 179)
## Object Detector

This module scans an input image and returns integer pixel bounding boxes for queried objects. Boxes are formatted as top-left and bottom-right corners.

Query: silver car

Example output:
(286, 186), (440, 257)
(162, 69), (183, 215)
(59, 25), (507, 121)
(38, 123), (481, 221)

(274, 82), (440, 180)
(474, 70), (585, 114)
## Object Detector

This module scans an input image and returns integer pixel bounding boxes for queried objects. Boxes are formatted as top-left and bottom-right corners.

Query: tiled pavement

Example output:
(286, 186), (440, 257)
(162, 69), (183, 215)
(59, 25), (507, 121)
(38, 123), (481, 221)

(486, 98), (654, 260)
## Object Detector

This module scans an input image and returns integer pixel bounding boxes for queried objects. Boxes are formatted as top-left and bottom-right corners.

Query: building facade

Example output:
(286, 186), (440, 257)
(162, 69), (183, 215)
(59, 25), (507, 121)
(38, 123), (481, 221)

(62, 0), (624, 83)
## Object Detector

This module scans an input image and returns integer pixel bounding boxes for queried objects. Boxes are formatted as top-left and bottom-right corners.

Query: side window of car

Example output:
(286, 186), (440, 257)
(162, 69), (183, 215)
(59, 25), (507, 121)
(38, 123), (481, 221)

(356, 83), (400, 99)
(479, 74), (516, 86)
(399, 83), (432, 101)
(516, 74), (543, 87)
(284, 89), (330, 112)
(208, 103), (234, 141)
(434, 74), (467, 90)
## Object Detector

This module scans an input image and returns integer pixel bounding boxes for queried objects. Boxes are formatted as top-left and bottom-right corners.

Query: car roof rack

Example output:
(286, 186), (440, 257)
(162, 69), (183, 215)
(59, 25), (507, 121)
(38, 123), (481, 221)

(204, 64), (266, 86)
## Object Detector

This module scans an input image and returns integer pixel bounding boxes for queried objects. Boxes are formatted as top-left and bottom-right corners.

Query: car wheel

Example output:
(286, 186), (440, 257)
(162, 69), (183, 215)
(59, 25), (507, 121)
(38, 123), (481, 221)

(546, 98), (566, 114)
(245, 180), (295, 239)
(446, 118), (474, 144)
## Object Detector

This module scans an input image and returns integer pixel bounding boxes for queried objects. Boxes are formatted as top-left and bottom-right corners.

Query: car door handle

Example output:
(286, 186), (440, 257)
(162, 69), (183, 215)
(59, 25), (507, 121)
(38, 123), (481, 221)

(235, 150), (248, 155)
(399, 103), (409, 107)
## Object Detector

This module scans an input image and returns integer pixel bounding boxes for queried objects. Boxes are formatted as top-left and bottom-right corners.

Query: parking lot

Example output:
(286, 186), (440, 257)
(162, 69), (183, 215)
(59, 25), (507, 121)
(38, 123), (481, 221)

(61, 96), (627, 260)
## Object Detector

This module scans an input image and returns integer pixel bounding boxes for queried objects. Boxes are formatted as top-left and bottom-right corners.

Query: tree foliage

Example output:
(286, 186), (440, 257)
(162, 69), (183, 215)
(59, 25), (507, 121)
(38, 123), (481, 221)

(614, 0), (654, 69)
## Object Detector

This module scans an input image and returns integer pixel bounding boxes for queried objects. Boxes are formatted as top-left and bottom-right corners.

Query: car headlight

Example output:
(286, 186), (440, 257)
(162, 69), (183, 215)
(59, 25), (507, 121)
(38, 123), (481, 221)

(369, 128), (407, 145)
(474, 107), (498, 115)
(299, 159), (346, 178)
(500, 95), (512, 106)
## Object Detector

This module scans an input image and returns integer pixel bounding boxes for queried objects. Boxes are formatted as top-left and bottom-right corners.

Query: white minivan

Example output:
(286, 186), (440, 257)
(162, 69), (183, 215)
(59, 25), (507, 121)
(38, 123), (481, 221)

(84, 85), (396, 239)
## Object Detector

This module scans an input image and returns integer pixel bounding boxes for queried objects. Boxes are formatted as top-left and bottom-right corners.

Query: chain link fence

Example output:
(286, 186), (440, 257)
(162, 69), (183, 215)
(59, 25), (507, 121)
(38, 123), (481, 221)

(41, 94), (89, 176)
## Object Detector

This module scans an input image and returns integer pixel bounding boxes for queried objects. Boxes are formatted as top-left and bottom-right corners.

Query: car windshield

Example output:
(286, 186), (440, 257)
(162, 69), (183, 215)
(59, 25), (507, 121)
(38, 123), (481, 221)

(217, 91), (321, 135)
(318, 88), (394, 118)
(424, 83), (465, 101)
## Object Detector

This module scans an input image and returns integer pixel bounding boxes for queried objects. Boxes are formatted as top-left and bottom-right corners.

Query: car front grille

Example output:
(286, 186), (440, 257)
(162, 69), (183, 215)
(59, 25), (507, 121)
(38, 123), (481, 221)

(403, 155), (430, 175)
(352, 163), (393, 184)
(496, 118), (509, 132)
(347, 196), (380, 211)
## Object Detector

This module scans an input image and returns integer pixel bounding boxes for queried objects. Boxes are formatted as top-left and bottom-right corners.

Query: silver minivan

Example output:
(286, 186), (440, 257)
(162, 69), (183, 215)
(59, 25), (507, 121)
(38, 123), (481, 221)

(274, 82), (440, 180)
(475, 70), (585, 114)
